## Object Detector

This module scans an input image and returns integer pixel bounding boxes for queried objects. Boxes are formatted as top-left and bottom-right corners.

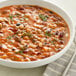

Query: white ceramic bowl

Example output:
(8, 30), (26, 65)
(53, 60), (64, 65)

(0, 0), (75, 68)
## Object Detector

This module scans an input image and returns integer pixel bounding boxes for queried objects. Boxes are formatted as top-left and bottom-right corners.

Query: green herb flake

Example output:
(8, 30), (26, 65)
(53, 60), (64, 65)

(21, 32), (32, 38)
(16, 51), (23, 55)
(16, 31), (19, 34)
(9, 14), (13, 20)
(6, 36), (12, 39)
(50, 39), (57, 45)
(55, 48), (58, 51)
(53, 38), (58, 41)
(39, 14), (48, 21)
(45, 15), (49, 18)
(20, 45), (28, 51)
(45, 31), (51, 36)
(24, 18), (28, 20)
(44, 42), (47, 45)
(12, 35), (15, 37)
(20, 47), (25, 51)
(50, 41), (55, 45)
(19, 51), (23, 54)
(21, 35), (24, 38)
(51, 41), (54, 44)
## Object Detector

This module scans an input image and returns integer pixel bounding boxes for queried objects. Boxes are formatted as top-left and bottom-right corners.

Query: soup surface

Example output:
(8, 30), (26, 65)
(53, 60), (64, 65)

(0, 5), (70, 62)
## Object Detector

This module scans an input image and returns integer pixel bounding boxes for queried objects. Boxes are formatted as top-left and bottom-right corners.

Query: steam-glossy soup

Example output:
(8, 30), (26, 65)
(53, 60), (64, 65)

(0, 5), (70, 62)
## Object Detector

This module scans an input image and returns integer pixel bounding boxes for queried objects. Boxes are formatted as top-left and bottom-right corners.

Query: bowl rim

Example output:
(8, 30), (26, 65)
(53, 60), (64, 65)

(0, 0), (75, 64)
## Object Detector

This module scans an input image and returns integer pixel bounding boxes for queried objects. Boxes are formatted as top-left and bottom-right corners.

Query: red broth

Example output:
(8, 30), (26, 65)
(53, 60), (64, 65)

(0, 5), (70, 62)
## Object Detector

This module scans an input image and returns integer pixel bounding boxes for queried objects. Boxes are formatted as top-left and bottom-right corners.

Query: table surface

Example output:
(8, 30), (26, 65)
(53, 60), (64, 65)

(0, 0), (76, 76)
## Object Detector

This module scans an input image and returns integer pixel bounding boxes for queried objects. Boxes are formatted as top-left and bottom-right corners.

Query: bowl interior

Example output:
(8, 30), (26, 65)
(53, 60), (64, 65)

(0, 0), (75, 68)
